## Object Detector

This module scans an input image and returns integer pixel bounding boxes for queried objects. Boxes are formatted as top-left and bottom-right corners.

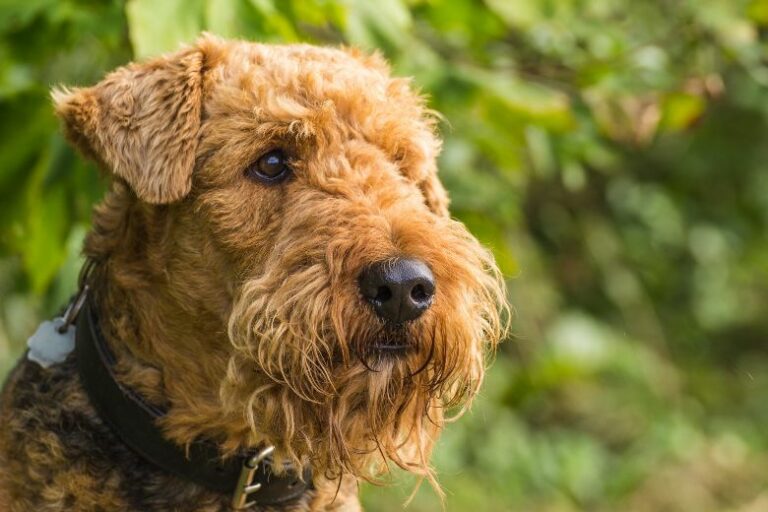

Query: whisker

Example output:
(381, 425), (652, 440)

(408, 322), (436, 378)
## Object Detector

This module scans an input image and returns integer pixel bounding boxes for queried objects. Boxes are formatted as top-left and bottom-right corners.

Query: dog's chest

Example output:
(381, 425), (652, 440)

(0, 357), (316, 511)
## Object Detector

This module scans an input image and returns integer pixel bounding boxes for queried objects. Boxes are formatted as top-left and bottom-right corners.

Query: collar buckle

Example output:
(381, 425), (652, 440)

(59, 259), (95, 334)
(58, 284), (89, 334)
(231, 445), (276, 510)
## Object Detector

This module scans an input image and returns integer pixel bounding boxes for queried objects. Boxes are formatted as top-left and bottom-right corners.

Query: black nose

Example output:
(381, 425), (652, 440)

(358, 258), (436, 324)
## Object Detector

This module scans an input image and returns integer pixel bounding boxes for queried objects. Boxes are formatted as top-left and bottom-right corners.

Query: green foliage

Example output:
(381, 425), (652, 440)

(2, 1), (768, 510)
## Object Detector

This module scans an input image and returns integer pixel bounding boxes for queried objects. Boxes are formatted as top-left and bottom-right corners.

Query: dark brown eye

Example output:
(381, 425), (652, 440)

(246, 149), (292, 184)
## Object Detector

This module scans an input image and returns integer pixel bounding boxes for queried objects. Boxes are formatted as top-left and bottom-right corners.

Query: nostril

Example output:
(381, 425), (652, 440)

(410, 284), (428, 302)
(376, 285), (392, 302)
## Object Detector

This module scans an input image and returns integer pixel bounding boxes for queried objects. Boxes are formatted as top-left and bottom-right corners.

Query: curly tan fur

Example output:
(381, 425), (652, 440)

(0, 35), (506, 511)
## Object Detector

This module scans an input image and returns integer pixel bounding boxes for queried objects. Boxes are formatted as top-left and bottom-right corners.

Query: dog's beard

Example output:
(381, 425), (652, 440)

(223, 240), (505, 487)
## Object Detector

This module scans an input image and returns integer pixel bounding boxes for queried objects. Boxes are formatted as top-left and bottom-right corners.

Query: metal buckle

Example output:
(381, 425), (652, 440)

(58, 260), (95, 334)
(231, 445), (275, 510)
(57, 284), (89, 334)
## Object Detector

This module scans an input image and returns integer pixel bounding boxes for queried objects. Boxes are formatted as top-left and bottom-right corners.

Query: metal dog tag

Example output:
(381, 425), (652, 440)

(27, 317), (76, 368)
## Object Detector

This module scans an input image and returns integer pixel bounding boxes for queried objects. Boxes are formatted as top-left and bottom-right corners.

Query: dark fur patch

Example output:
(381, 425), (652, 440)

(0, 356), (314, 511)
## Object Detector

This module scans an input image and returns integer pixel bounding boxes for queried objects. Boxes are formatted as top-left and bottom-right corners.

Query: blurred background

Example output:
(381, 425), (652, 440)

(2, 0), (768, 510)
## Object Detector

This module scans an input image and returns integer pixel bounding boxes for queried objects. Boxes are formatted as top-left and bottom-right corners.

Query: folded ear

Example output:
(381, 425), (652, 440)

(52, 46), (206, 204)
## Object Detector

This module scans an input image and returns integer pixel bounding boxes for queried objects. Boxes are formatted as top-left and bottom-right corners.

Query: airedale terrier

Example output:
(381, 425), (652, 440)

(0, 35), (506, 511)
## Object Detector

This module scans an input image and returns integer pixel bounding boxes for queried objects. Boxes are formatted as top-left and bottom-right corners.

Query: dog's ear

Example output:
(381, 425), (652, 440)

(52, 47), (206, 204)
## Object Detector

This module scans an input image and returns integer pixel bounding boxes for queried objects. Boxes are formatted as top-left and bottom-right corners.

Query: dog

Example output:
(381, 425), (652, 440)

(0, 35), (506, 511)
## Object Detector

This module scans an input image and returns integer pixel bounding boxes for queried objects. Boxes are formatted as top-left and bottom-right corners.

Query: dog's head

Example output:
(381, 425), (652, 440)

(54, 36), (506, 484)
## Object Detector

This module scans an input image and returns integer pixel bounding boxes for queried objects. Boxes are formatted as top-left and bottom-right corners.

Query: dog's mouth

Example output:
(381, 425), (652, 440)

(371, 342), (411, 355)
(371, 324), (412, 356)
(351, 323), (418, 363)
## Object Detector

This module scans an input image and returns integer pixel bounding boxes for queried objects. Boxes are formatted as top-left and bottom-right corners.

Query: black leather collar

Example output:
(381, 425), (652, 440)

(74, 295), (312, 508)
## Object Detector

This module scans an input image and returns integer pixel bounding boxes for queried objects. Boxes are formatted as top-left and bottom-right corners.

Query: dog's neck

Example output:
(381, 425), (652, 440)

(84, 184), (252, 450)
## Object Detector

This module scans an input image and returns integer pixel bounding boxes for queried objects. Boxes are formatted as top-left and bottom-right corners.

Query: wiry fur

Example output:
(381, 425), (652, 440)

(0, 35), (506, 511)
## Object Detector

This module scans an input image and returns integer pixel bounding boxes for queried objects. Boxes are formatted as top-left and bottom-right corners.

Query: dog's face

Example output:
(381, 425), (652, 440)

(54, 37), (505, 483)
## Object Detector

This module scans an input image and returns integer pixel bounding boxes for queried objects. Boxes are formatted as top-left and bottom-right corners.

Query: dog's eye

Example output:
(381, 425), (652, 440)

(246, 149), (292, 184)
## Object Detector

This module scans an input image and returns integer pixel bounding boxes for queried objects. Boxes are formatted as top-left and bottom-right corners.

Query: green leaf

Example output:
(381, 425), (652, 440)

(456, 66), (574, 130)
(659, 92), (705, 132)
(247, 0), (299, 41)
(204, 0), (240, 37)
(0, 0), (58, 33)
(126, 0), (205, 58)
(343, 0), (412, 50)
(18, 145), (70, 293)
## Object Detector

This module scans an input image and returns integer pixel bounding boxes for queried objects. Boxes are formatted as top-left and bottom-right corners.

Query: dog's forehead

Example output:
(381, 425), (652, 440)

(202, 41), (440, 179)
(213, 42), (393, 101)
